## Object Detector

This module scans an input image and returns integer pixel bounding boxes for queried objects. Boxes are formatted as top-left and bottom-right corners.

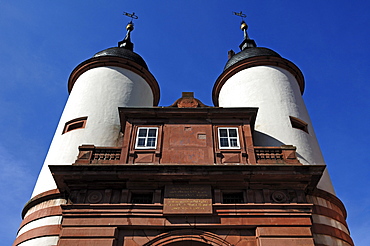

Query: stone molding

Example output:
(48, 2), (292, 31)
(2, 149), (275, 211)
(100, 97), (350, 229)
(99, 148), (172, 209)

(19, 206), (62, 230)
(22, 189), (63, 219)
(308, 189), (353, 246)
(13, 225), (60, 246)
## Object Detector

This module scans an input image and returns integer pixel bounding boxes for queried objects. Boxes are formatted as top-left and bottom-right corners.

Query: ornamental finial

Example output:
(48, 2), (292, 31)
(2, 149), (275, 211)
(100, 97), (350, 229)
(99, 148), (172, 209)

(118, 12), (139, 50)
(233, 11), (256, 50)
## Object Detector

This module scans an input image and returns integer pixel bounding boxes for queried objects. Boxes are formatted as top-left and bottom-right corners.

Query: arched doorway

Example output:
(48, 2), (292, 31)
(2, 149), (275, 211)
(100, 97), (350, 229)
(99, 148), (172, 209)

(166, 241), (212, 246)
(143, 229), (232, 246)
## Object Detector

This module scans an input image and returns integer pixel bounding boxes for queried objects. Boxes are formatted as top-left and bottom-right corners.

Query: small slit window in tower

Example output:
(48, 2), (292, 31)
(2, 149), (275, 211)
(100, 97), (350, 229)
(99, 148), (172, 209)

(223, 192), (244, 204)
(62, 117), (87, 134)
(135, 127), (158, 149)
(289, 116), (309, 133)
(218, 127), (240, 149)
(130, 193), (153, 204)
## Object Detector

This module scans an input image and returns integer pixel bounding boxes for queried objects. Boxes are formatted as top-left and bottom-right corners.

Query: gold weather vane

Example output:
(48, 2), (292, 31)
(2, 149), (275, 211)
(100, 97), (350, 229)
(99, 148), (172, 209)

(123, 12), (138, 21)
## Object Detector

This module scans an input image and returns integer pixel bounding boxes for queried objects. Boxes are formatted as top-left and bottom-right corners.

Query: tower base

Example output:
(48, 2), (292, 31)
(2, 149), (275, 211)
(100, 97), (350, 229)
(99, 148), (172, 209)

(15, 165), (353, 246)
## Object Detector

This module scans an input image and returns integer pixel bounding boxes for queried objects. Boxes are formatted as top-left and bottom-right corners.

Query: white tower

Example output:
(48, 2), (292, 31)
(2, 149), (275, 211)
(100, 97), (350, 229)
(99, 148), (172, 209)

(32, 22), (159, 197)
(15, 22), (160, 246)
(213, 21), (334, 194)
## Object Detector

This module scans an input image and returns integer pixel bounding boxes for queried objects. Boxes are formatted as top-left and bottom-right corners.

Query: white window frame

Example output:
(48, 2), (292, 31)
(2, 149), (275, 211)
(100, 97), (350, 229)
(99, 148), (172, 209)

(135, 127), (158, 149)
(218, 127), (240, 149)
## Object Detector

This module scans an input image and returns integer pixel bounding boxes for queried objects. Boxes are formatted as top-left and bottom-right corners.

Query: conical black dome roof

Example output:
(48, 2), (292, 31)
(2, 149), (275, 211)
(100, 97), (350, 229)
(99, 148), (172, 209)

(224, 47), (281, 71)
(94, 47), (148, 70)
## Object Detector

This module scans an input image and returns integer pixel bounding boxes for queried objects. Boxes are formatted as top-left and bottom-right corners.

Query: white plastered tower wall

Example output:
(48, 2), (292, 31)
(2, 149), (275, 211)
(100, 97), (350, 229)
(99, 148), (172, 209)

(210, 23), (355, 244)
(215, 62), (335, 194)
(32, 66), (155, 198)
(15, 24), (160, 244)
(16, 63), (158, 246)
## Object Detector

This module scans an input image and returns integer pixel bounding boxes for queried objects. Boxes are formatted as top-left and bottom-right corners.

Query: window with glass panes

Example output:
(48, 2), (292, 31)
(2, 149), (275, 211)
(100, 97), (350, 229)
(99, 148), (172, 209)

(135, 127), (158, 149)
(218, 127), (240, 149)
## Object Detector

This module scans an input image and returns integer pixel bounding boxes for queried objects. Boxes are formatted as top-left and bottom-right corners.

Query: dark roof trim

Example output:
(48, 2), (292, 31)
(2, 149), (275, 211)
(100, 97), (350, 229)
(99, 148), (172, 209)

(94, 47), (148, 70)
(224, 47), (281, 70)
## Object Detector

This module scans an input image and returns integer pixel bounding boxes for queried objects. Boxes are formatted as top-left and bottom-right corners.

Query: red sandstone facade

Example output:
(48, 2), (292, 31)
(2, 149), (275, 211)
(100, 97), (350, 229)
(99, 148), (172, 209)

(15, 94), (353, 246)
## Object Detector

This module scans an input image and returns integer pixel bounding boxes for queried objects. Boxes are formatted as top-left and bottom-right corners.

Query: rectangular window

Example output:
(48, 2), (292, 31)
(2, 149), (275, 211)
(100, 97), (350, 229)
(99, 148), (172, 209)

(289, 116), (309, 134)
(218, 127), (240, 149)
(62, 117), (87, 134)
(131, 193), (153, 204)
(223, 192), (244, 204)
(135, 127), (158, 149)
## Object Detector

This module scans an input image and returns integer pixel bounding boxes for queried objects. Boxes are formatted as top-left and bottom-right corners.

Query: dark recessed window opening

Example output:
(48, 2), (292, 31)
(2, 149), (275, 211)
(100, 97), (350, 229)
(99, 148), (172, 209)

(223, 192), (244, 204)
(289, 116), (309, 134)
(131, 193), (153, 204)
(62, 117), (87, 134)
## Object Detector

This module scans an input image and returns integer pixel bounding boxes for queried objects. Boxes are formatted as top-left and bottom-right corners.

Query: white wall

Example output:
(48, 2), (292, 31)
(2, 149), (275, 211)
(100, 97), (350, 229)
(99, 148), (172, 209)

(17, 236), (59, 246)
(218, 65), (334, 194)
(17, 216), (62, 236)
(32, 66), (154, 198)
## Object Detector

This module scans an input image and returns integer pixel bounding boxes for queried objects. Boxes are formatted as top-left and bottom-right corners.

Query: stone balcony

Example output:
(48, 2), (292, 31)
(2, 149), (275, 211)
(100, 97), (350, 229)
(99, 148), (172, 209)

(74, 144), (300, 165)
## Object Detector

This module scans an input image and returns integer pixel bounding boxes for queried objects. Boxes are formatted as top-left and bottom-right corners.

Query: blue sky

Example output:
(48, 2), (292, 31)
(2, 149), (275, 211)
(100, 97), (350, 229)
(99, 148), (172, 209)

(1, 1), (369, 245)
